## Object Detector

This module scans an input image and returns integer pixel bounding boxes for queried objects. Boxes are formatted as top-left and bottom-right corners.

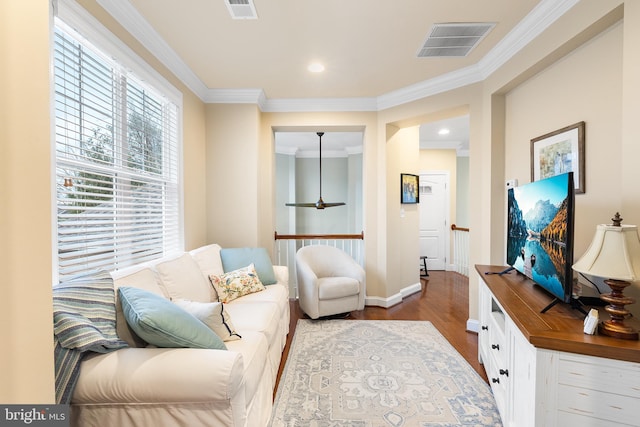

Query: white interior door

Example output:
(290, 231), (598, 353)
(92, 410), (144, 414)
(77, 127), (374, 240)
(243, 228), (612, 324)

(419, 172), (449, 270)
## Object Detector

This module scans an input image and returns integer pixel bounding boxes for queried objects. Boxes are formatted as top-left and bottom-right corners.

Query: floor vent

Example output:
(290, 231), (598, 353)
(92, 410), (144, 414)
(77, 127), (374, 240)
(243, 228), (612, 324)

(417, 23), (495, 58)
(225, 0), (258, 19)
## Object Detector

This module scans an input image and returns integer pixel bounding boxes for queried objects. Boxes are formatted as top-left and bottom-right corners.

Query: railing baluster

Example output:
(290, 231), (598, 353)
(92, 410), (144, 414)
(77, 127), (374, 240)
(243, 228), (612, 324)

(451, 224), (470, 277)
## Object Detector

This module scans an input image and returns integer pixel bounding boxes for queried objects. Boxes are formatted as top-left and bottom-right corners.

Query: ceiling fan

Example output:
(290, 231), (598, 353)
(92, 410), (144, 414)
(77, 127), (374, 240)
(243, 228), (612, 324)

(285, 132), (346, 209)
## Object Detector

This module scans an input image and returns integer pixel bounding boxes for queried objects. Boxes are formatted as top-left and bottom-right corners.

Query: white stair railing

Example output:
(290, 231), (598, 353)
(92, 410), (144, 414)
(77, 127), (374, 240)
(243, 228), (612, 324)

(451, 224), (469, 277)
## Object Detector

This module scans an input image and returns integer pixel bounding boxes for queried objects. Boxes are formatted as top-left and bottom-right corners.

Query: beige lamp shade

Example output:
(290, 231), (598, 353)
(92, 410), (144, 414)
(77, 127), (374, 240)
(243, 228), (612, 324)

(572, 224), (640, 282)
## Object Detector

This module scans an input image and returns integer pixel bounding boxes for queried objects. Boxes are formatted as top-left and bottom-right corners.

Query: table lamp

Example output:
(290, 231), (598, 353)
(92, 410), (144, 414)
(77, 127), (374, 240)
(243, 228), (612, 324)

(572, 213), (640, 340)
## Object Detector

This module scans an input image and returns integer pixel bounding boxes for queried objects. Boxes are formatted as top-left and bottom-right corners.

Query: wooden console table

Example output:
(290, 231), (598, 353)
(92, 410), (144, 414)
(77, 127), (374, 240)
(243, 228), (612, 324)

(476, 264), (640, 426)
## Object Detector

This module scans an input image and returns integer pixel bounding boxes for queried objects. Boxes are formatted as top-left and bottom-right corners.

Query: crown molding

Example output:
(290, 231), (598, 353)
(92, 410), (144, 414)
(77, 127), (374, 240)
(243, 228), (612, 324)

(96, 0), (208, 99)
(345, 146), (363, 155)
(420, 140), (469, 157)
(202, 88), (267, 106)
(276, 144), (363, 157)
(96, 0), (577, 112)
(477, 0), (580, 79)
(275, 146), (299, 156)
(201, 91), (377, 112)
(420, 141), (466, 151)
(295, 150), (349, 159)
(262, 97), (379, 113)
(377, 65), (484, 111)
(58, 0), (183, 104)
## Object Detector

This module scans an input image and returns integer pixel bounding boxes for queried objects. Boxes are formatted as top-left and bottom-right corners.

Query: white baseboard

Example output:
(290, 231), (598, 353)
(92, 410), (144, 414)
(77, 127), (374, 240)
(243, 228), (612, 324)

(466, 318), (480, 333)
(365, 282), (422, 308)
(365, 295), (401, 308)
(401, 282), (422, 298)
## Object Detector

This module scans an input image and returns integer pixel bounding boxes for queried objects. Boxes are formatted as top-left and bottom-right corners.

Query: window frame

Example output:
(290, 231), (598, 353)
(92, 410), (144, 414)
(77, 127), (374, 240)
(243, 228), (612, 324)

(53, 0), (184, 283)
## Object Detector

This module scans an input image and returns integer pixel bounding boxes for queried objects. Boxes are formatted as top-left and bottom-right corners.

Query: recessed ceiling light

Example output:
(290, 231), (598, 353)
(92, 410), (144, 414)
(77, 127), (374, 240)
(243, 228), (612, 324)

(438, 128), (450, 135)
(308, 62), (325, 73)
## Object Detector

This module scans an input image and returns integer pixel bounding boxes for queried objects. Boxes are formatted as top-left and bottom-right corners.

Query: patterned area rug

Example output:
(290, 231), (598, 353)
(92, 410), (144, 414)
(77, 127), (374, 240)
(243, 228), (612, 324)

(270, 320), (501, 426)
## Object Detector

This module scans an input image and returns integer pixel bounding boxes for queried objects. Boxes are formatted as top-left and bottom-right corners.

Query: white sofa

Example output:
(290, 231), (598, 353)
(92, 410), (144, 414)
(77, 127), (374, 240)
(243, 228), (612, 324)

(69, 244), (290, 427)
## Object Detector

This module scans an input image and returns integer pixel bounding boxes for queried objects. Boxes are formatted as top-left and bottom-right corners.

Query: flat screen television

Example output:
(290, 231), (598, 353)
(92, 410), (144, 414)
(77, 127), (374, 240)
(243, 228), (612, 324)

(506, 172), (575, 312)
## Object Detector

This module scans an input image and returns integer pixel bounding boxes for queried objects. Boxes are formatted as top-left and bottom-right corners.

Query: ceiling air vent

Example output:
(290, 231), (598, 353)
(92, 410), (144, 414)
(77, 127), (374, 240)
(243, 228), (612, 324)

(417, 23), (495, 58)
(225, 0), (258, 19)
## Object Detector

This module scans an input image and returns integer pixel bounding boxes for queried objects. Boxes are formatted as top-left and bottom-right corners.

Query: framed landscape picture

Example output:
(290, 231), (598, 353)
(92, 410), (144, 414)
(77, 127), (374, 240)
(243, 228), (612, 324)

(400, 173), (419, 204)
(531, 121), (585, 193)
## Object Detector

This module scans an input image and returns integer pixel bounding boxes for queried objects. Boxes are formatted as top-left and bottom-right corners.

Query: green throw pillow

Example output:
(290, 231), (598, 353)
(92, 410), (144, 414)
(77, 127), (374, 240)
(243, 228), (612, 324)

(118, 287), (226, 350)
(220, 247), (277, 285)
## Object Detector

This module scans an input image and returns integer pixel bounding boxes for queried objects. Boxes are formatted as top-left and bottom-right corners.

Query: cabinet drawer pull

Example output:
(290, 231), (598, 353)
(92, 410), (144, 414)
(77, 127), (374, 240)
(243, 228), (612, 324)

(491, 344), (500, 350)
(481, 325), (488, 331)
(491, 378), (500, 384)
(499, 369), (509, 377)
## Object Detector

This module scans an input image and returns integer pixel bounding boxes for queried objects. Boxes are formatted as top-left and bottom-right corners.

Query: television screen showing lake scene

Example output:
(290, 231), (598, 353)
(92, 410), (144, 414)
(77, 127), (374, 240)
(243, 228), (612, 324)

(506, 172), (574, 302)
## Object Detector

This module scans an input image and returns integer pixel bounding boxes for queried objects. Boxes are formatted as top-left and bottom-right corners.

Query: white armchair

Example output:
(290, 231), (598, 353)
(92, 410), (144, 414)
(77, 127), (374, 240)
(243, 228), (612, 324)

(295, 245), (366, 319)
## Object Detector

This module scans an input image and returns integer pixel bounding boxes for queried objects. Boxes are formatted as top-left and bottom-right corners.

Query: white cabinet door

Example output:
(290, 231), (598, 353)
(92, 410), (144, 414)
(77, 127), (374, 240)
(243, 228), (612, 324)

(478, 279), (490, 365)
(507, 320), (537, 427)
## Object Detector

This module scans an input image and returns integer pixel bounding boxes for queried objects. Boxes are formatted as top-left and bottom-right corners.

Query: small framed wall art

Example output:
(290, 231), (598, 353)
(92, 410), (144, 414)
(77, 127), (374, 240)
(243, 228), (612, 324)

(400, 173), (419, 204)
(531, 121), (585, 193)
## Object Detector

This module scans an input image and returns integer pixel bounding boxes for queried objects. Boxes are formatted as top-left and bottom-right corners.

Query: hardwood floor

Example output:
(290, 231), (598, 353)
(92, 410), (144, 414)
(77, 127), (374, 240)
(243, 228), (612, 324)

(275, 270), (487, 396)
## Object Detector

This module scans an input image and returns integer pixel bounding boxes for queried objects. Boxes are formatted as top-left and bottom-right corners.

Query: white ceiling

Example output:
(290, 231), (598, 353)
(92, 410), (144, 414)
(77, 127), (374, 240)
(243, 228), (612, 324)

(94, 0), (577, 153)
(419, 115), (470, 154)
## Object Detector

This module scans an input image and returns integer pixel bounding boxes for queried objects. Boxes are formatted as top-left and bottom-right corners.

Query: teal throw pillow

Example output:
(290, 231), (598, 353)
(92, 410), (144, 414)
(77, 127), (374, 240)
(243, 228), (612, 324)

(220, 247), (277, 285)
(118, 287), (226, 350)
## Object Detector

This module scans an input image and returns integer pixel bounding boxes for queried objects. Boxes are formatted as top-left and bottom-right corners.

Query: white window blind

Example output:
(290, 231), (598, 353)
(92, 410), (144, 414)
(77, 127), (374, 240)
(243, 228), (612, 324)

(53, 22), (180, 279)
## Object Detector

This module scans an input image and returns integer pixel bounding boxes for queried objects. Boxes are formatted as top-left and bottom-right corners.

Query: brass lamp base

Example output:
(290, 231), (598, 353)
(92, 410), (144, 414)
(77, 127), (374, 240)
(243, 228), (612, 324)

(598, 279), (639, 340)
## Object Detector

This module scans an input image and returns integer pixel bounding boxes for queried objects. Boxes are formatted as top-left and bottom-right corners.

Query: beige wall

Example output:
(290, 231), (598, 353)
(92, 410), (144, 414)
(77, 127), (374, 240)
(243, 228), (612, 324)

(182, 94), (208, 250)
(621, 2), (640, 308)
(205, 103), (261, 247)
(386, 126), (421, 295)
(0, 0), (55, 403)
